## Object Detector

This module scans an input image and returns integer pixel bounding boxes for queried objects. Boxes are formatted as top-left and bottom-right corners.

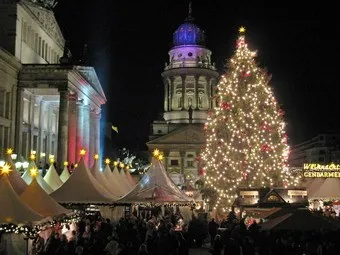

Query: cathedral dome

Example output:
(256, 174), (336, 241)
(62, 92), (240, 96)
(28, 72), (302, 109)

(172, 20), (206, 47)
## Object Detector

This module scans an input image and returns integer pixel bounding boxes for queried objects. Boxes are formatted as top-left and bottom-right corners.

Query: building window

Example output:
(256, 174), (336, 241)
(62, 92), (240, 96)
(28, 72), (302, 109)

(34, 33), (38, 52)
(0, 89), (4, 117)
(171, 160), (179, 166)
(5, 92), (10, 119)
(38, 37), (42, 55)
(157, 130), (162, 134)
(319, 150), (325, 155)
(319, 156), (325, 162)
(42, 40), (45, 58)
(187, 160), (194, 167)
(33, 135), (38, 152)
(177, 96), (182, 108)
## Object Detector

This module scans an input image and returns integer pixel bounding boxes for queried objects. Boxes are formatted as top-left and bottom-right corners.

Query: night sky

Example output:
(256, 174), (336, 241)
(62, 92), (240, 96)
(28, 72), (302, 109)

(54, 1), (333, 150)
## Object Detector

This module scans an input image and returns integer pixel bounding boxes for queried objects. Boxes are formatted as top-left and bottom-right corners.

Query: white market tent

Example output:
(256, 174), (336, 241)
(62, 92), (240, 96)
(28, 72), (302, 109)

(20, 177), (71, 218)
(22, 161), (53, 194)
(117, 157), (193, 204)
(60, 166), (71, 183)
(126, 169), (137, 187)
(103, 164), (125, 197)
(112, 166), (130, 194)
(309, 178), (340, 200)
(43, 163), (63, 191)
(50, 157), (116, 204)
(307, 178), (326, 198)
(3, 153), (27, 195)
(120, 169), (134, 190)
(91, 159), (120, 197)
(0, 174), (43, 225)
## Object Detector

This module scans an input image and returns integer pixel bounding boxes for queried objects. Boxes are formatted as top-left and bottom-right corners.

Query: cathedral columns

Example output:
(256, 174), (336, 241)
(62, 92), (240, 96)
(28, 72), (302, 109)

(68, 94), (77, 165)
(76, 102), (84, 163)
(195, 75), (199, 110)
(57, 89), (69, 171)
(181, 75), (185, 110)
(94, 111), (101, 158)
(15, 87), (23, 157)
(82, 105), (90, 165)
(169, 77), (174, 111)
(164, 78), (169, 112)
(89, 108), (96, 168)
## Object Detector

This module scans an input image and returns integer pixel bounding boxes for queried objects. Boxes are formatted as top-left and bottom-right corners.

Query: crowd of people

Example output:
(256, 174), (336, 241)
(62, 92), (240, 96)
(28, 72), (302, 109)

(26, 208), (340, 255)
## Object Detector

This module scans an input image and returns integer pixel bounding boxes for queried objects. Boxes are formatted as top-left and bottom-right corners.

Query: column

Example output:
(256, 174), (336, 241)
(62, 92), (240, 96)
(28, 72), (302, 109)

(82, 105), (90, 166)
(29, 95), (35, 154)
(89, 108), (96, 167)
(15, 87), (23, 157)
(68, 94), (77, 165)
(76, 102), (84, 163)
(169, 77), (174, 111)
(57, 89), (69, 172)
(181, 76), (185, 110)
(195, 76), (199, 110)
(94, 111), (101, 159)
(38, 101), (46, 165)
(163, 78), (168, 112)
(10, 85), (17, 148)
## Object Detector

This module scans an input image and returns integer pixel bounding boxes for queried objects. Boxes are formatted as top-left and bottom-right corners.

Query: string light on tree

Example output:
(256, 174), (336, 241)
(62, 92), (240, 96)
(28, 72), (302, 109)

(64, 161), (69, 167)
(105, 158), (111, 165)
(201, 27), (301, 212)
(94, 154), (99, 160)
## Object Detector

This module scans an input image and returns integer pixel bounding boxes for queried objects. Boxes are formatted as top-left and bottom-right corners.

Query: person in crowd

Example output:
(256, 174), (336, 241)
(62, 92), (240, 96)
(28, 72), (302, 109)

(30, 234), (44, 255)
(208, 218), (219, 246)
(211, 234), (223, 255)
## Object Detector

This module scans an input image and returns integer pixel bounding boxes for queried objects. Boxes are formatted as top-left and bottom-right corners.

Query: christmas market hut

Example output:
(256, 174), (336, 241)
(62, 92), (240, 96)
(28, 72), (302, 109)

(116, 153), (194, 221)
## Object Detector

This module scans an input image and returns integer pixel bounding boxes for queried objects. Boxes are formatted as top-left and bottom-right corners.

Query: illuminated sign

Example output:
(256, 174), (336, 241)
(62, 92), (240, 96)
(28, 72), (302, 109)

(303, 163), (340, 178)
(288, 190), (307, 197)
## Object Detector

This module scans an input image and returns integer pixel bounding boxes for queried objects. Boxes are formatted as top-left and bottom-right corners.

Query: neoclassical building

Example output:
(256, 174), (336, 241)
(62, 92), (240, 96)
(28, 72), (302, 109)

(147, 10), (219, 186)
(0, 0), (106, 169)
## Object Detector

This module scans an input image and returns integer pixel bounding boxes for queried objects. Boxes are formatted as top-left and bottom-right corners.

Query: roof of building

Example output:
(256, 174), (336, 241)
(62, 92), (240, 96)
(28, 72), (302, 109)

(172, 5), (206, 47)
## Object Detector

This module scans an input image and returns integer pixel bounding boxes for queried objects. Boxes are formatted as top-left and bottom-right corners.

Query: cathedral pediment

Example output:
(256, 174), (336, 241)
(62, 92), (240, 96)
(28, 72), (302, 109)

(147, 125), (205, 145)
(21, 0), (65, 47)
(75, 66), (107, 102)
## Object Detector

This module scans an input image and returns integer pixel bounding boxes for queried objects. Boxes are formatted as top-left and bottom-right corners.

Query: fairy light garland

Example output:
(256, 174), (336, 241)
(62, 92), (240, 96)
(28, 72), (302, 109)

(201, 27), (301, 212)
(0, 214), (81, 238)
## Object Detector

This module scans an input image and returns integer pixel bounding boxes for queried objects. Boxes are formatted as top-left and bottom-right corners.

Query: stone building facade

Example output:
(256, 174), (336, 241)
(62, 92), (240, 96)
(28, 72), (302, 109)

(147, 10), (219, 187)
(0, 0), (106, 169)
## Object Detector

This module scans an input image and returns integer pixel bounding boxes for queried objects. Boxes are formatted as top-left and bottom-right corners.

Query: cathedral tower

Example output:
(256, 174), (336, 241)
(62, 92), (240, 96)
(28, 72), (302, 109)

(147, 5), (219, 187)
(162, 6), (219, 123)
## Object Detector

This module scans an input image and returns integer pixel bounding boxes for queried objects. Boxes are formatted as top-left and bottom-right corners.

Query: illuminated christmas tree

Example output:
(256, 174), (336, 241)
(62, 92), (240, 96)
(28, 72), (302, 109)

(201, 27), (300, 211)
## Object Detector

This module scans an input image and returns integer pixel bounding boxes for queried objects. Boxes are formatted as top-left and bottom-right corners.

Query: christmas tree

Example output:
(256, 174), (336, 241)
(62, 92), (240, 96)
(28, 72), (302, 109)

(201, 27), (300, 211)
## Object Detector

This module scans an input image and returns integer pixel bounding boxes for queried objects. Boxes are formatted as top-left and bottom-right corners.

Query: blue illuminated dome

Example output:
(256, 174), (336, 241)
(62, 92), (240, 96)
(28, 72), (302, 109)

(172, 20), (206, 47)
